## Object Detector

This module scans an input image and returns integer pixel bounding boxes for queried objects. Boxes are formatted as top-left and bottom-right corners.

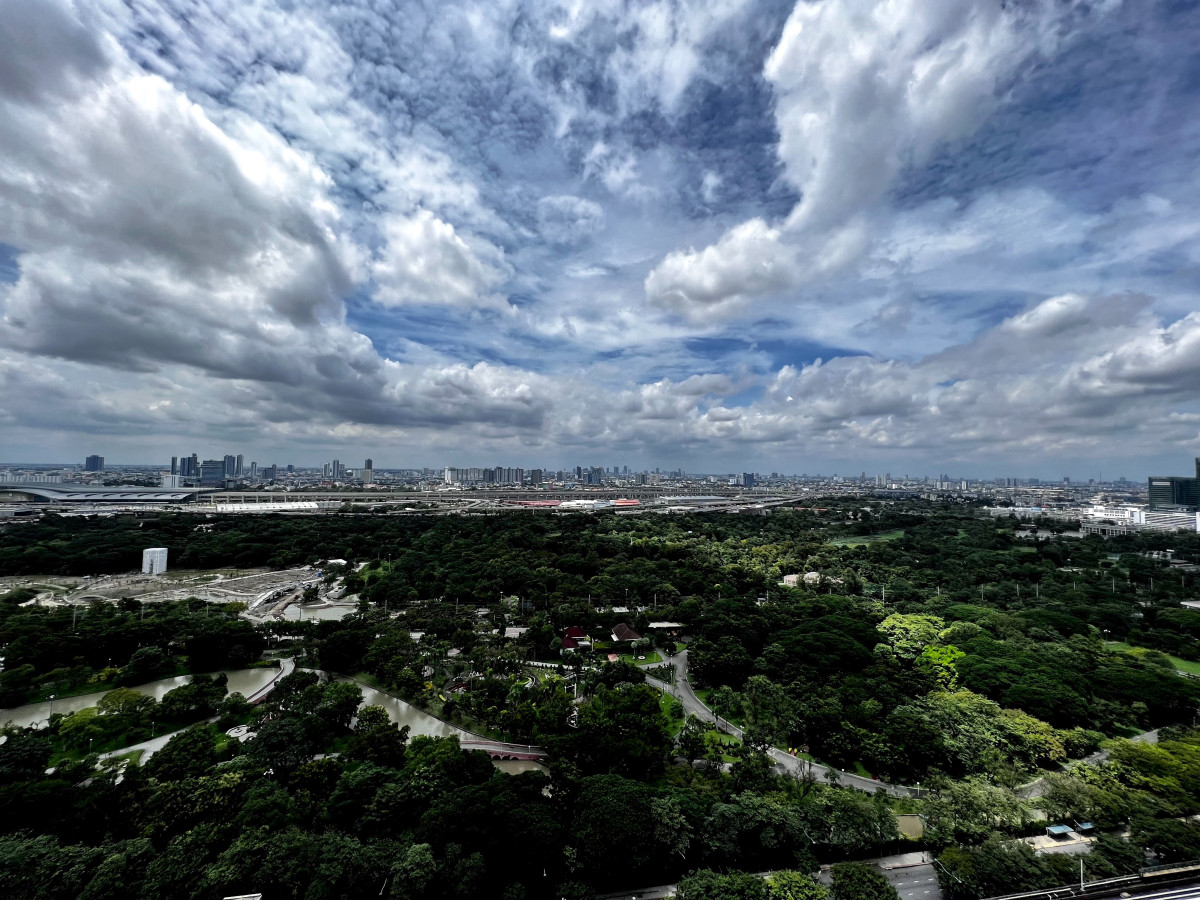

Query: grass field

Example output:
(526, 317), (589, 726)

(621, 650), (663, 666)
(1105, 641), (1200, 676)
(828, 529), (906, 548)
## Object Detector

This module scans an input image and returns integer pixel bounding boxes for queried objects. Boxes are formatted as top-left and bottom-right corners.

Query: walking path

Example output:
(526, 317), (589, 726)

(644, 649), (911, 797)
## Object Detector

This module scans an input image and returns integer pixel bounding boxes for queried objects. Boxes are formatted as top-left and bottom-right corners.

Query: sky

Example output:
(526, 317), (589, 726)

(1, 0), (1199, 478)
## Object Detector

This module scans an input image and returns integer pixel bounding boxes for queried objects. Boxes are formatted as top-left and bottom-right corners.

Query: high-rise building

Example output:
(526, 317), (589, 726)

(263, 465), (278, 481)
(142, 547), (168, 575)
(249, 462), (258, 480)
(332, 459), (341, 479)
(84, 455), (104, 471)
(170, 456), (178, 475)
(200, 459), (226, 486)
(235, 454), (244, 477)
(224, 455), (237, 478)
(1149, 459), (1200, 511)
(364, 458), (373, 470)
(179, 453), (199, 478)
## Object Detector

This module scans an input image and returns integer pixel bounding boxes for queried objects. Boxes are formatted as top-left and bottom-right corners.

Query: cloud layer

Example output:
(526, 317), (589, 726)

(1, 0), (1198, 476)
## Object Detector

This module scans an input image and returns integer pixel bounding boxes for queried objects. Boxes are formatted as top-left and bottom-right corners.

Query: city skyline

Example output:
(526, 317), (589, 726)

(2, 1), (1200, 475)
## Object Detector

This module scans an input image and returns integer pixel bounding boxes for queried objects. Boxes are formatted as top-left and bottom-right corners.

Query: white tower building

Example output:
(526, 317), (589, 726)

(142, 547), (168, 575)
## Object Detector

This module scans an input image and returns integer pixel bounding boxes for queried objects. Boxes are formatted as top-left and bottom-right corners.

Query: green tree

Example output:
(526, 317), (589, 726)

(829, 862), (898, 900)
(767, 871), (827, 900)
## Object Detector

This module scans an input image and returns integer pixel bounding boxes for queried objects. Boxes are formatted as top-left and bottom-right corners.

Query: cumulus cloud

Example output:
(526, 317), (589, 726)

(3, 0), (1199, 476)
(645, 0), (1114, 318)
(372, 211), (509, 308)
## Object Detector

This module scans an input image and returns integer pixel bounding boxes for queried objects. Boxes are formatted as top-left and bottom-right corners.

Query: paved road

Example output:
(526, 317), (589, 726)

(885, 864), (943, 900)
(595, 852), (942, 900)
(645, 649), (910, 797)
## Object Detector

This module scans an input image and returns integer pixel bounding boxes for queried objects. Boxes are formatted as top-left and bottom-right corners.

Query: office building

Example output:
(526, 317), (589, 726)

(199, 459), (226, 486)
(235, 454), (244, 477)
(178, 454), (198, 478)
(170, 456), (178, 475)
(142, 547), (168, 575)
(84, 455), (104, 472)
(263, 465), (278, 481)
(249, 462), (258, 480)
(160, 474), (183, 488)
(364, 458), (373, 470)
(224, 455), (237, 478)
(1149, 458), (1200, 512)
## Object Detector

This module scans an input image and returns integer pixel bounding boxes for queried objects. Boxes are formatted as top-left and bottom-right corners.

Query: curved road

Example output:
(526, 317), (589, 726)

(645, 649), (911, 797)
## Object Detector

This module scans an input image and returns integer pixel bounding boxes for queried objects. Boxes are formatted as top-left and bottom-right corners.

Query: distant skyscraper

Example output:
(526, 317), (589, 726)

(235, 454), (244, 477)
(249, 462), (258, 479)
(1148, 458), (1200, 511)
(364, 458), (373, 470)
(224, 455), (237, 477)
(170, 456), (178, 475)
(200, 459), (226, 486)
(332, 459), (341, 479)
(84, 455), (104, 471)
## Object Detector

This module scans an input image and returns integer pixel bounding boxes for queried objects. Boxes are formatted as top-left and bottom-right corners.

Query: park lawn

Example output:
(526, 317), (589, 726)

(1105, 641), (1200, 676)
(828, 529), (905, 548)
(621, 650), (663, 666)
(705, 731), (741, 763)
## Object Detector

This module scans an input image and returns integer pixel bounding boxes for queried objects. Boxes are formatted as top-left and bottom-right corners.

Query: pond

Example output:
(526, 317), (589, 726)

(326, 675), (473, 741)
(0, 668), (280, 729)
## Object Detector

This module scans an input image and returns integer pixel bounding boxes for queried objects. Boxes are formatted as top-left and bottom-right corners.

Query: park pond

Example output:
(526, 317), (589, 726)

(4, 666), (542, 774)
(0, 667), (281, 729)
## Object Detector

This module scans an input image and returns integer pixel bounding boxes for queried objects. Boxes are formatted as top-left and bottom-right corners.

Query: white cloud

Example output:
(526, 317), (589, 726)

(536, 195), (605, 244)
(645, 0), (1111, 317)
(372, 211), (509, 308)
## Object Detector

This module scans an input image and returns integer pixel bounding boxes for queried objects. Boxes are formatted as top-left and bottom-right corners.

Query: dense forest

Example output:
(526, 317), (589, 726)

(3, 503), (1200, 898)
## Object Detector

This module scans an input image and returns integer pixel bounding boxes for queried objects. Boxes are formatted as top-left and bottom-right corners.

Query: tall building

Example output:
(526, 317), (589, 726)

(249, 461), (258, 480)
(84, 455), (104, 471)
(142, 548), (168, 575)
(1149, 458), (1200, 511)
(332, 459), (342, 479)
(224, 455), (237, 478)
(179, 453), (199, 478)
(364, 458), (373, 470)
(235, 454), (244, 477)
(170, 456), (178, 475)
(200, 459), (226, 486)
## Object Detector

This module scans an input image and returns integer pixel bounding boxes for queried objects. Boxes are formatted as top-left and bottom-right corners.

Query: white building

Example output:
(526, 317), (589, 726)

(142, 547), (168, 575)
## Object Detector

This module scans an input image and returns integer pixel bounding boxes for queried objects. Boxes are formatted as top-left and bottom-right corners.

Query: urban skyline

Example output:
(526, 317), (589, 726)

(2, 450), (1145, 486)
(2, 2), (1200, 478)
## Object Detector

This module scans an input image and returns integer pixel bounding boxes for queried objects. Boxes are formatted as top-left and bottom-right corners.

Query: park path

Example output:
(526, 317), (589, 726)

(644, 649), (911, 798)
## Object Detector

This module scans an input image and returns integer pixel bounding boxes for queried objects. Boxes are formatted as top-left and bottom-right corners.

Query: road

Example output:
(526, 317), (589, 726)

(885, 864), (942, 900)
(644, 649), (910, 797)
(594, 853), (943, 900)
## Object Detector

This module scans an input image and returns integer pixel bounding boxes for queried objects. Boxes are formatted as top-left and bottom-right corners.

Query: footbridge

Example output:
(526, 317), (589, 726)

(459, 739), (547, 761)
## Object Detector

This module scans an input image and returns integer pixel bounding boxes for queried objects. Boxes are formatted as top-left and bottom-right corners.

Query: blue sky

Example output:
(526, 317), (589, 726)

(1, 0), (1199, 477)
